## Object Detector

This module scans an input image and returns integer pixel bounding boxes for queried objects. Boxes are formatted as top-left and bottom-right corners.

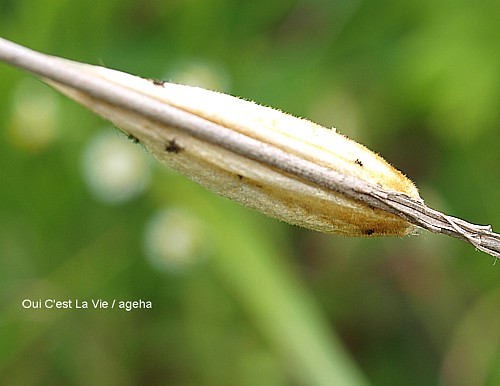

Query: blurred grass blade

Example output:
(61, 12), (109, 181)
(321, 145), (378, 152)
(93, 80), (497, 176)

(197, 196), (371, 386)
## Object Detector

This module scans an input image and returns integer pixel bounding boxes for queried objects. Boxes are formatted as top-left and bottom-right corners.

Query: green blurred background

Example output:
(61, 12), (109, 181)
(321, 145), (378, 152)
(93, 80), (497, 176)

(1, 1), (499, 385)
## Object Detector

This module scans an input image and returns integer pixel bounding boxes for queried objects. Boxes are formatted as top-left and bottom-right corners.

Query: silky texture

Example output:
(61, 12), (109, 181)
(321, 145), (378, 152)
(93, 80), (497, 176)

(2, 37), (498, 258)
(46, 63), (420, 237)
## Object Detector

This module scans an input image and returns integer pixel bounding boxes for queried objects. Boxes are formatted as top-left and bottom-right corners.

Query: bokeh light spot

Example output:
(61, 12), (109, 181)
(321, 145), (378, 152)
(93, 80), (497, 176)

(81, 130), (150, 205)
(143, 207), (208, 273)
(7, 78), (59, 153)
(168, 59), (230, 92)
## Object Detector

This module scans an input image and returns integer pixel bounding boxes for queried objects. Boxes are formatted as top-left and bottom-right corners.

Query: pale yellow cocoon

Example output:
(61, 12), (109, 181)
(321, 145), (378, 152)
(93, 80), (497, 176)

(48, 63), (420, 237)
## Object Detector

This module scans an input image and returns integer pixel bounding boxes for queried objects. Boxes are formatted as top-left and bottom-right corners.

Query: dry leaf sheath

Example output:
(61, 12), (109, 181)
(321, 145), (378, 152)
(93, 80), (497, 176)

(0, 38), (498, 259)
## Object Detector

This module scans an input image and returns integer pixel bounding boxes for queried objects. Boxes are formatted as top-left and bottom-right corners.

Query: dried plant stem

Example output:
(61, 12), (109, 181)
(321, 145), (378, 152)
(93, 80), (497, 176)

(0, 37), (498, 259)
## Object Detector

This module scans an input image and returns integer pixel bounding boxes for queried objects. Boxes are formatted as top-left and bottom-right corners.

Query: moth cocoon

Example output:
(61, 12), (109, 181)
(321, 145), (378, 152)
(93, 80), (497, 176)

(47, 63), (420, 237)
